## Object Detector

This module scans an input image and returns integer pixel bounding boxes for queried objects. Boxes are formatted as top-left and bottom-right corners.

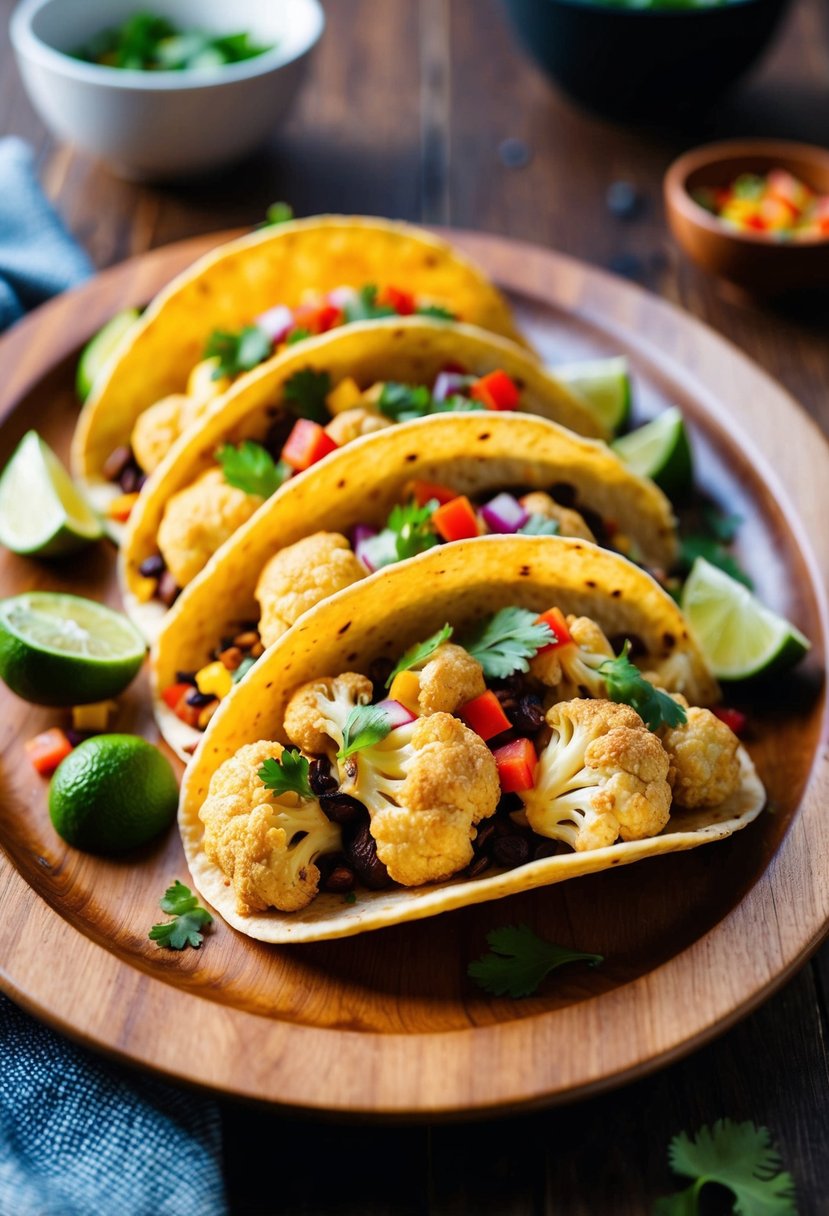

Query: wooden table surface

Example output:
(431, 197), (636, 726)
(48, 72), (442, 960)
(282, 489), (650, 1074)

(2, 0), (829, 1210)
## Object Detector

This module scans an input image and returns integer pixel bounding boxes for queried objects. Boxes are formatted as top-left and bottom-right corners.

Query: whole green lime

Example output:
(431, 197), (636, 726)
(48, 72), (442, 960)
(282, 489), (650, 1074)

(49, 734), (178, 854)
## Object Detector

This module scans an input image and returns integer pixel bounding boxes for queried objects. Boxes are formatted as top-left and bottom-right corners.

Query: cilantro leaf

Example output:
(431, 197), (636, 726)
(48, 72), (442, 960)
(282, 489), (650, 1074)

(263, 201), (294, 226)
(258, 749), (312, 799)
(232, 655), (257, 683)
(702, 505), (743, 544)
(205, 325), (272, 379)
(463, 607), (554, 679)
(387, 498), (440, 560)
(430, 395), (484, 414)
(654, 1119), (798, 1216)
(385, 623), (454, 688)
(679, 535), (753, 589)
(338, 704), (392, 759)
(520, 514), (561, 537)
(285, 327), (311, 345)
(417, 304), (455, 320)
(216, 440), (289, 498)
(468, 924), (602, 998)
(149, 881), (212, 950)
(283, 368), (332, 422)
(377, 382), (434, 421)
(599, 641), (687, 731)
(343, 284), (397, 323)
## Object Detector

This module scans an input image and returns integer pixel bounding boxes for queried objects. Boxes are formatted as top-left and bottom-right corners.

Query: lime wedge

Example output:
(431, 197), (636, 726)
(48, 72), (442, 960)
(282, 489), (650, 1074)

(76, 307), (140, 402)
(554, 356), (631, 434)
(612, 406), (693, 498)
(0, 431), (103, 557)
(0, 592), (146, 706)
(681, 557), (810, 680)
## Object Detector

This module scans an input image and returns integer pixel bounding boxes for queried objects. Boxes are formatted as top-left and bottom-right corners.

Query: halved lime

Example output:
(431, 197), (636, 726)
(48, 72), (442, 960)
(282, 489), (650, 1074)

(0, 432), (103, 557)
(0, 592), (146, 706)
(76, 307), (140, 402)
(612, 406), (693, 498)
(681, 557), (810, 680)
(554, 356), (632, 434)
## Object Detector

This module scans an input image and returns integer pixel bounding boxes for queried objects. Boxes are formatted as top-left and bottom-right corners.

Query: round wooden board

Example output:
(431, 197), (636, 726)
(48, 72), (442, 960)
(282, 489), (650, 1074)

(0, 230), (827, 1118)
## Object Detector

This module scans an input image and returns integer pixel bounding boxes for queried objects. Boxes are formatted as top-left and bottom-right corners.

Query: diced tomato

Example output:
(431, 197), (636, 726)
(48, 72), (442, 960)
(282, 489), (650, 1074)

(431, 495), (480, 542)
(493, 737), (537, 793)
(281, 419), (339, 472)
(409, 479), (459, 508)
(106, 491), (140, 523)
(25, 728), (73, 777)
(378, 285), (416, 315)
(172, 689), (202, 729)
(713, 706), (748, 737)
(458, 690), (511, 742)
(535, 607), (573, 652)
(745, 215), (768, 232)
(162, 682), (193, 711)
(293, 303), (343, 335)
(469, 369), (520, 411)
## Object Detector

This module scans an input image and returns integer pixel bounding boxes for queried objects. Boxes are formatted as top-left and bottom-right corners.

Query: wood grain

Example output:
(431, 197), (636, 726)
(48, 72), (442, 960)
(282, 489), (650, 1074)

(0, 229), (826, 1117)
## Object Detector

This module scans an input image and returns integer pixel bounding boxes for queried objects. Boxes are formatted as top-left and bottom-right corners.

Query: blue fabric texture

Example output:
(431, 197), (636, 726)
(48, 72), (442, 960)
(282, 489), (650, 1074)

(0, 138), (228, 1216)
(0, 136), (93, 332)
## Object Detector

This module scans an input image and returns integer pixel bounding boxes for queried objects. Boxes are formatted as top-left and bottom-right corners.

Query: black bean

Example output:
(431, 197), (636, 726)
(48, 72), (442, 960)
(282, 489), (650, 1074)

(345, 821), (392, 890)
(139, 554), (165, 579)
(492, 835), (531, 869)
(549, 481), (576, 508)
(533, 839), (563, 862)
(511, 695), (545, 735)
(102, 445), (133, 482)
(175, 671), (198, 685)
(157, 571), (180, 607)
(119, 466), (139, 494)
(185, 690), (215, 708)
(466, 853), (491, 879)
(309, 757), (338, 797)
(320, 793), (365, 825)
(474, 820), (496, 853)
(322, 865), (356, 894)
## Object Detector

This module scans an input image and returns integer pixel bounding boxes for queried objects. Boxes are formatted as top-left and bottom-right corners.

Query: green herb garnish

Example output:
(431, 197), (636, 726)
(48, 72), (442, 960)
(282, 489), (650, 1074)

(385, 624), (454, 688)
(678, 506), (752, 589)
(149, 881), (213, 950)
(387, 499), (440, 560)
(216, 440), (289, 498)
(262, 201), (294, 227)
(463, 607), (554, 679)
(598, 641), (687, 731)
(232, 655), (257, 683)
(654, 1119), (797, 1215)
(468, 924), (603, 998)
(343, 284), (397, 323)
(519, 514), (561, 537)
(259, 749), (312, 799)
(285, 327), (311, 345)
(283, 368), (332, 422)
(338, 704), (393, 759)
(377, 382), (434, 421)
(416, 304), (455, 320)
(205, 325), (271, 379)
(74, 15), (272, 71)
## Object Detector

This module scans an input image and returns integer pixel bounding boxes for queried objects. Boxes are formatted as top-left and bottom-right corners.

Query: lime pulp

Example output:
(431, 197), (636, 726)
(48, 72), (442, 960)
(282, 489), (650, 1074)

(612, 406), (693, 498)
(76, 307), (141, 402)
(0, 431), (102, 557)
(554, 356), (632, 434)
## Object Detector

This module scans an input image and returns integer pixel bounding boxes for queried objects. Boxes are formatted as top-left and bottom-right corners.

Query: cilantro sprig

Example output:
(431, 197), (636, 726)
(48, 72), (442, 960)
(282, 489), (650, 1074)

(520, 514), (561, 537)
(149, 881), (213, 950)
(385, 624), (453, 688)
(343, 284), (398, 323)
(258, 749), (312, 799)
(283, 368), (332, 422)
(599, 641), (687, 731)
(205, 325), (272, 380)
(377, 381), (481, 422)
(463, 607), (554, 679)
(338, 704), (393, 759)
(387, 499), (440, 560)
(679, 505), (752, 589)
(654, 1119), (797, 1215)
(468, 925), (603, 998)
(416, 304), (455, 320)
(216, 440), (289, 498)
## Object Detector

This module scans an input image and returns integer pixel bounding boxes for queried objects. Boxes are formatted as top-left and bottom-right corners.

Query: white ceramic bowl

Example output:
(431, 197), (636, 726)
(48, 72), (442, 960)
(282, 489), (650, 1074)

(11, 0), (325, 179)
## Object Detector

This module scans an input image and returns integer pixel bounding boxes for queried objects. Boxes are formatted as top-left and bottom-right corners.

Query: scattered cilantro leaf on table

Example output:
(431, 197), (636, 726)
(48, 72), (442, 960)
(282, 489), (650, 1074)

(283, 368), (332, 422)
(468, 924), (603, 998)
(216, 440), (289, 497)
(386, 624), (454, 687)
(463, 607), (554, 679)
(338, 704), (393, 759)
(599, 641), (687, 731)
(149, 881), (212, 950)
(205, 325), (272, 379)
(653, 1119), (798, 1215)
(259, 750), (313, 799)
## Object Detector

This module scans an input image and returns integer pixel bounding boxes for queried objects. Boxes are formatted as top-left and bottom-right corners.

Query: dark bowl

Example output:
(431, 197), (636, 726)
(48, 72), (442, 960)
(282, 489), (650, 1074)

(501, 0), (792, 121)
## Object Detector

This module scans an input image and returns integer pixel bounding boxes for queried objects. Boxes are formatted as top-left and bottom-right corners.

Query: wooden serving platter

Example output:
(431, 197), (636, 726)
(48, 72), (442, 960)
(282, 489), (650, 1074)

(0, 230), (826, 1117)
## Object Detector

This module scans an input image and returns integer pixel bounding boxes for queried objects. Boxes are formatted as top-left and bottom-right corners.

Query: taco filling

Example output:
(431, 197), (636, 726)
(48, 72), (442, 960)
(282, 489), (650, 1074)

(199, 606), (747, 916)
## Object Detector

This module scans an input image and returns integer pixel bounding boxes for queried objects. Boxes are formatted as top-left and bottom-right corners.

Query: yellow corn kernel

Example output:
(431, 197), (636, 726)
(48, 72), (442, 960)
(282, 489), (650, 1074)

(133, 575), (158, 604)
(72, 701), (117, 732)
(188, 357), (231, 403)
(326, 377), (363, 415)
(106, 492), (140, 523)
(196, 661), (233, 700)
(360, 382), (385, 406)
(389, 670), (422, 716)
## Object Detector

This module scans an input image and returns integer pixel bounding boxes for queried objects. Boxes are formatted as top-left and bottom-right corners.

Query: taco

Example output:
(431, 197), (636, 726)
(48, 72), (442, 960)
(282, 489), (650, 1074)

(71, 215), (530, 517)
(153, 412), (679, 760)
(179, 536), (763, 944)
(119, 317), (606, 636)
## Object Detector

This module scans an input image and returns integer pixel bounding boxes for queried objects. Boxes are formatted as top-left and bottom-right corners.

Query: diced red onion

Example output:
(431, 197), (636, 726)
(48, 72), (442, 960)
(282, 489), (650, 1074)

(328, 286), (359, 309)
(352, 525), (379, 571)
(432, 371), (470, 402)
(254, 304), (294, 343)
(480, 492), (529, 534)
(375, 699), (417, 729)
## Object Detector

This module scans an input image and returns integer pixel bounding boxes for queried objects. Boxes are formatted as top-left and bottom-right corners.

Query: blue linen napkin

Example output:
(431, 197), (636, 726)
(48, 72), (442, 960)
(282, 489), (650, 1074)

(0, 137), (228, 1216)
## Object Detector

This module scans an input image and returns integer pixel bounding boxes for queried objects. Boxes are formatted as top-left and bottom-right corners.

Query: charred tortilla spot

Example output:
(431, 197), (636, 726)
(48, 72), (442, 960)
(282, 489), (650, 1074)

(338, 621), (352, 636)
(663, 631), (676, 649)
(585, 580), (597, 589)
(611, 589), (622, 598)
(519, 565), (531, 577)
(337, 478), (346, 489)
(405, 453), (418, 463)
(347, 652), (358, 662)
(477, 432), (491, 441)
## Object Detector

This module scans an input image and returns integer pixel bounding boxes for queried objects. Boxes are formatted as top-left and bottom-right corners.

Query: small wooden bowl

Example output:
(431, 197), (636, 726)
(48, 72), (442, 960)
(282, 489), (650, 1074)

(664, 139), (829, 296)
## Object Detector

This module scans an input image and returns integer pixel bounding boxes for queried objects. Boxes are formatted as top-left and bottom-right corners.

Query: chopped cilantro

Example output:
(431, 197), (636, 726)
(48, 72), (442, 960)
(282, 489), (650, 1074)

(343, 284), (397, 323)
(283, 368), (332, 422)
(520, 514), (561, 537)
(232, 655), (257, 683)
(468, 924), (602, 998)
(377, 382), (434, 421)
(216, 440), (289, 498)
(385, 624), (454, 688)
(463, 607), (554, 679)
(338, 704), (393, 759)
(258, 749), (312, 799)
(149, 881), (212, 950)
(678, 505), (752, 588)
(598, 641), (687, 731)
(285, 327), (311, 345)
(416, 304), (455, 320)
(386, 498), (440, 560)
(205, 325), (272, 379)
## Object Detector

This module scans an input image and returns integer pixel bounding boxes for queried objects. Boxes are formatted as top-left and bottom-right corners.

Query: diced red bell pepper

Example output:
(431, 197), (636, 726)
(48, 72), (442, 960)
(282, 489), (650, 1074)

(162, 682), (193, 711)
(492, 737), (537, 793)
(431, 495), (480, 542)
(25, 728), (73, 777)
(535, 607), (573, 652)
(410, 479), (459, 508)
(469, 369), (520, 411)
(378, 285), (415, 315)
(293, 303), (343, 335)
(458, 690), (512, 742)
(713, 706), (748, 737)
(172, 689), (202, 729)
(281, 419), (339, 472)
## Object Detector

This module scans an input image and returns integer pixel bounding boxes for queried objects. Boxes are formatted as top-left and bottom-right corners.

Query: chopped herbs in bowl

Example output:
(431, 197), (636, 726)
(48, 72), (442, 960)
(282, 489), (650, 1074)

(73, 12), (274, 72)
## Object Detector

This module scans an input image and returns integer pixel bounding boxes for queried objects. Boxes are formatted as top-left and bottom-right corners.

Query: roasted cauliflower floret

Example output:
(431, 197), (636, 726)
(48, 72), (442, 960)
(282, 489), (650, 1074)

(324, 407), (392, 446)
(199, 740), (341, 915)
(284, 672), (373, 756)
(157, 467), (264, 588)
(410, 643), (486, 715)
(659, 696), (741, 808)
(520, 492), (596, 542)
(530, 614), (614, 698)
(518, 699), (671, 851)
(255, 532), (365, 648)
(642, 651), (719, 707)
(131, 394), (192, 474)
